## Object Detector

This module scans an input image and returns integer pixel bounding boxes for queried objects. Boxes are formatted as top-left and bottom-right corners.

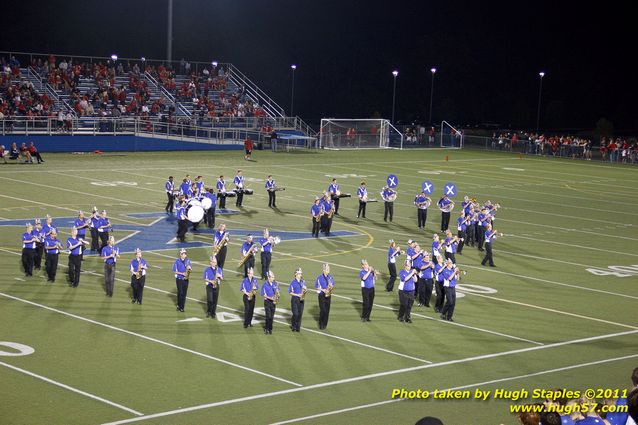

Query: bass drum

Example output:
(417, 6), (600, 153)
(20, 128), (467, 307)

(186, 203), (205, 223)
(201, 197), (213, 210)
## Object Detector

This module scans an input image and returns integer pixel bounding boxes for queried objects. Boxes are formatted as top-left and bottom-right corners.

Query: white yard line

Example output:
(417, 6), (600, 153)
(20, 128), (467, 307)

(100, 330), (638, 425)
(0, 292), (302, 388)
(0, 360), (143, 416)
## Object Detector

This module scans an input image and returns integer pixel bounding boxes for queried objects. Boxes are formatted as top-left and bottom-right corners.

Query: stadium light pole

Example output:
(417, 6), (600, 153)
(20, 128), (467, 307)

(167, 0), (173, 63)
(290, 64), (297, 117)
(536, 71), (545, 132)
(391, 70), (399, 124)
(429, 67), (436, 125)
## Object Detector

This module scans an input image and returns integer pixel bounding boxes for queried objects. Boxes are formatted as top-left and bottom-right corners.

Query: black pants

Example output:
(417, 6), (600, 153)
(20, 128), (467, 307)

(481, 242), (495, 266)
(104, 263), (116, 296)
(445, 251), (457, 265)
(268, 190), (276, 207)
(290, 297), (305, 331)
(361, 287), (375, 320)
(243, 256), (255, 278)
(384, 202), (394, 221)
(21, 248), (35, 276)
(325, 217), (333, 235)
(45, 253), (58, 281)
(441, 212), (451, 231)
(466, 224), (475, 246)
(33, 151), (44, 163)
(177, 219), (188, 242)
(131, 275), (145, 303)
(217, 246), (227, 269)
(175, 278), (189, 310)
(98, 231), (109, 251)
(435, 279), (445, 312)
(441, 286), (456, 320)
(218, 194), (226, 209)
(477, 226), (486, 250)
(357, 201), (366, 218)
(386, 262), (397, 291)
(68, 254), (81, 287)
(417, 208), (427, 228)
(318, 293), (331, 329)
(416, 277), (428, 306)
(264, 300), (275, 332)
(243, 294), (255, 327)
(206, 284), (219, 316)
(423, 278), (434, 307)
(206, 208), (215, 228)
(236, 192), (243, 207)
(166, 192), (174, 213)
(312, 218), (321, 237)
(457, 229), (466, 253)
(90, 228), (99, 251)
(333, 197), (340, 214)
(398, 290), (414, 320)
(34, 242), (44, 269)
(260, 251), (271, 279)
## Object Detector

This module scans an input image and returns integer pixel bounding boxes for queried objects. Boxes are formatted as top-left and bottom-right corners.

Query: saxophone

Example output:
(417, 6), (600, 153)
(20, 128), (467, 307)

(247, 280), (257, 300)
(273, 289), (281, 304)
(325, 284), (334, 298)
(185, 267), (192, 280)
(135, 260), (142, 279)
(212, 233), (229, 256)
(299, 279), (307, 300)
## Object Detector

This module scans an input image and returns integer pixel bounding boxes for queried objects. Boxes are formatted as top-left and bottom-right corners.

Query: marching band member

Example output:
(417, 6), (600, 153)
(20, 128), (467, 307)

(443, 229), (458, 265)
(259, 229), (275, 280)
(42, 214), (57, 238)
(101, 235), (120, 297)
(129, 248), (148, 305)
(328, 178), (341, 215)
(321, 192), (335, 236)
(437, 194), (454, 232)
(398, 260), (417, 323)
(234, 169), (245, 207)
(165, 176), (175, 213)
(204, 189), (217, 229)
(381, 185), (396, 222)
(172, 248), (192, 312)
(67, 227), (86, 287)
(90, 207), (101, 252)
(213, 223), (229, 268)
(406, 239), (420, 265)
(203, 255), (223, 318)
(467, 206), (478, 248)
(32, 219), (45, 270)
(420, 252), (435, 308)
(44, 229), (63, 283)
(386, 240), (403, 292)
(184, 174), (192, 186)
(310, 197), (323, 238)
(179, 178), (193, 199)
(216, 175), (227, 209)
(195, 176), (205, 196)
(481, 223), (501, 267)
(265, 175), (277, 208)
(240, 267), (259, 328)
(240, 235), (257, 278)
(289, 268), (307, 332)
(410, 244), (425, 304)
(314, 263), (335, 330)
(359, 259), (378, 322)
(261, 271), (278, 334)
(356, 181), (368, 218)
(433, 254), (445, 313)
(414, 191), (431, 229)
(431, 234), (442, 264)
(477, 207), (490, 252)
(74, 211), (89, 258)
(21, 223), (37, 277)
(440, 259), (460, 321)
(456, 210), (468, 254)
(175, 196), (188, 243)
(97, 210), (111, 251)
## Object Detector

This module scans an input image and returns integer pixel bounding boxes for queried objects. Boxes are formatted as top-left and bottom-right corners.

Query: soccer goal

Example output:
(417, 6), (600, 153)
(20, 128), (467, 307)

(319, 119), (403, 149)
(439, 120), (464, 148)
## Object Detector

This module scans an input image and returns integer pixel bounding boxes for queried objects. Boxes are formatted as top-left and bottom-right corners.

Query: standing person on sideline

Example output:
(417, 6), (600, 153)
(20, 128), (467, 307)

(356, 181), (368, 218)
(381, 185), (396, 222)
(240, 267), (259, 328)
(481, 223), (502, 267)
(261, 271), (278, 334)
(359, 259), (378, 322)
(265, 175), (278, 208)
(314, 263), (335, 330)
(203, 256), (223, 318)
(21, 223), (37, 277)
(129, 248), (147, 305)
(289, 268), (307, 332)
(172, 249), (192, 312)
(101, 236), (120, 297)
(67, 227), (86, 287)
(386, 240), (403, 292)
(165, 176), (175, 214)
(398, 261), (417, 323)
(44, 229), (63, 283)
(244, 136), (253, 160)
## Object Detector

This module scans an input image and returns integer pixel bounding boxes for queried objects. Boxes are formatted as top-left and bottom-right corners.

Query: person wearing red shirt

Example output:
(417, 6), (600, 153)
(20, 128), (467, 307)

(28, 142), (44, 164)
(244, 136), (254, 160)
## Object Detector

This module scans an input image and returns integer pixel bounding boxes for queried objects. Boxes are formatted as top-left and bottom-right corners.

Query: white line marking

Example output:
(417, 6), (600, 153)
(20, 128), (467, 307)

(0, 292), (302, 388)
(100, 330), (638, 425)
(14, 277), (25, 281)
(269, 352), (638, 424)
(0, 360), (143, 416)
(510, 234), (638, 257)
(176, 317), (203, 323)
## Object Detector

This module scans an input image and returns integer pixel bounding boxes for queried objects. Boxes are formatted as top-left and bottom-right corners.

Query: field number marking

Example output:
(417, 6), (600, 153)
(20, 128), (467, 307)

(586, 265), (638, 278)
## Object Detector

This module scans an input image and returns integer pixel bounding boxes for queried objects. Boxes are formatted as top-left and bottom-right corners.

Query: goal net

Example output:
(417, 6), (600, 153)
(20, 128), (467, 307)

(319, 119), (403, 149)
(439, 120), (464, 148)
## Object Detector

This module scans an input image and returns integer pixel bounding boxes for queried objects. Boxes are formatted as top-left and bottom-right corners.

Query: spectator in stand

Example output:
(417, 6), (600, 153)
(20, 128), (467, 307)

(28, 142), (44, 164)
(608, 139), (617, 163)
(244, 136), (254, 160)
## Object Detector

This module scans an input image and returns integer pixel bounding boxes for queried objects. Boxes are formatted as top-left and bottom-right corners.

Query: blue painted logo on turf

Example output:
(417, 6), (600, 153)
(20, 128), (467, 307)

(0, 212), (361, 255)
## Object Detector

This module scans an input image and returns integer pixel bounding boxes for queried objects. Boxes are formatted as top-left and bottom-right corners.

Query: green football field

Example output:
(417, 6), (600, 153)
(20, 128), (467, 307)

(0, 148), (636, 425)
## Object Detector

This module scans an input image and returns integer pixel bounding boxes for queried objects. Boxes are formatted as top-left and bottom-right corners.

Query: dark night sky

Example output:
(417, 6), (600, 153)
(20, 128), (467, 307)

(2, 1), (636, 132)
